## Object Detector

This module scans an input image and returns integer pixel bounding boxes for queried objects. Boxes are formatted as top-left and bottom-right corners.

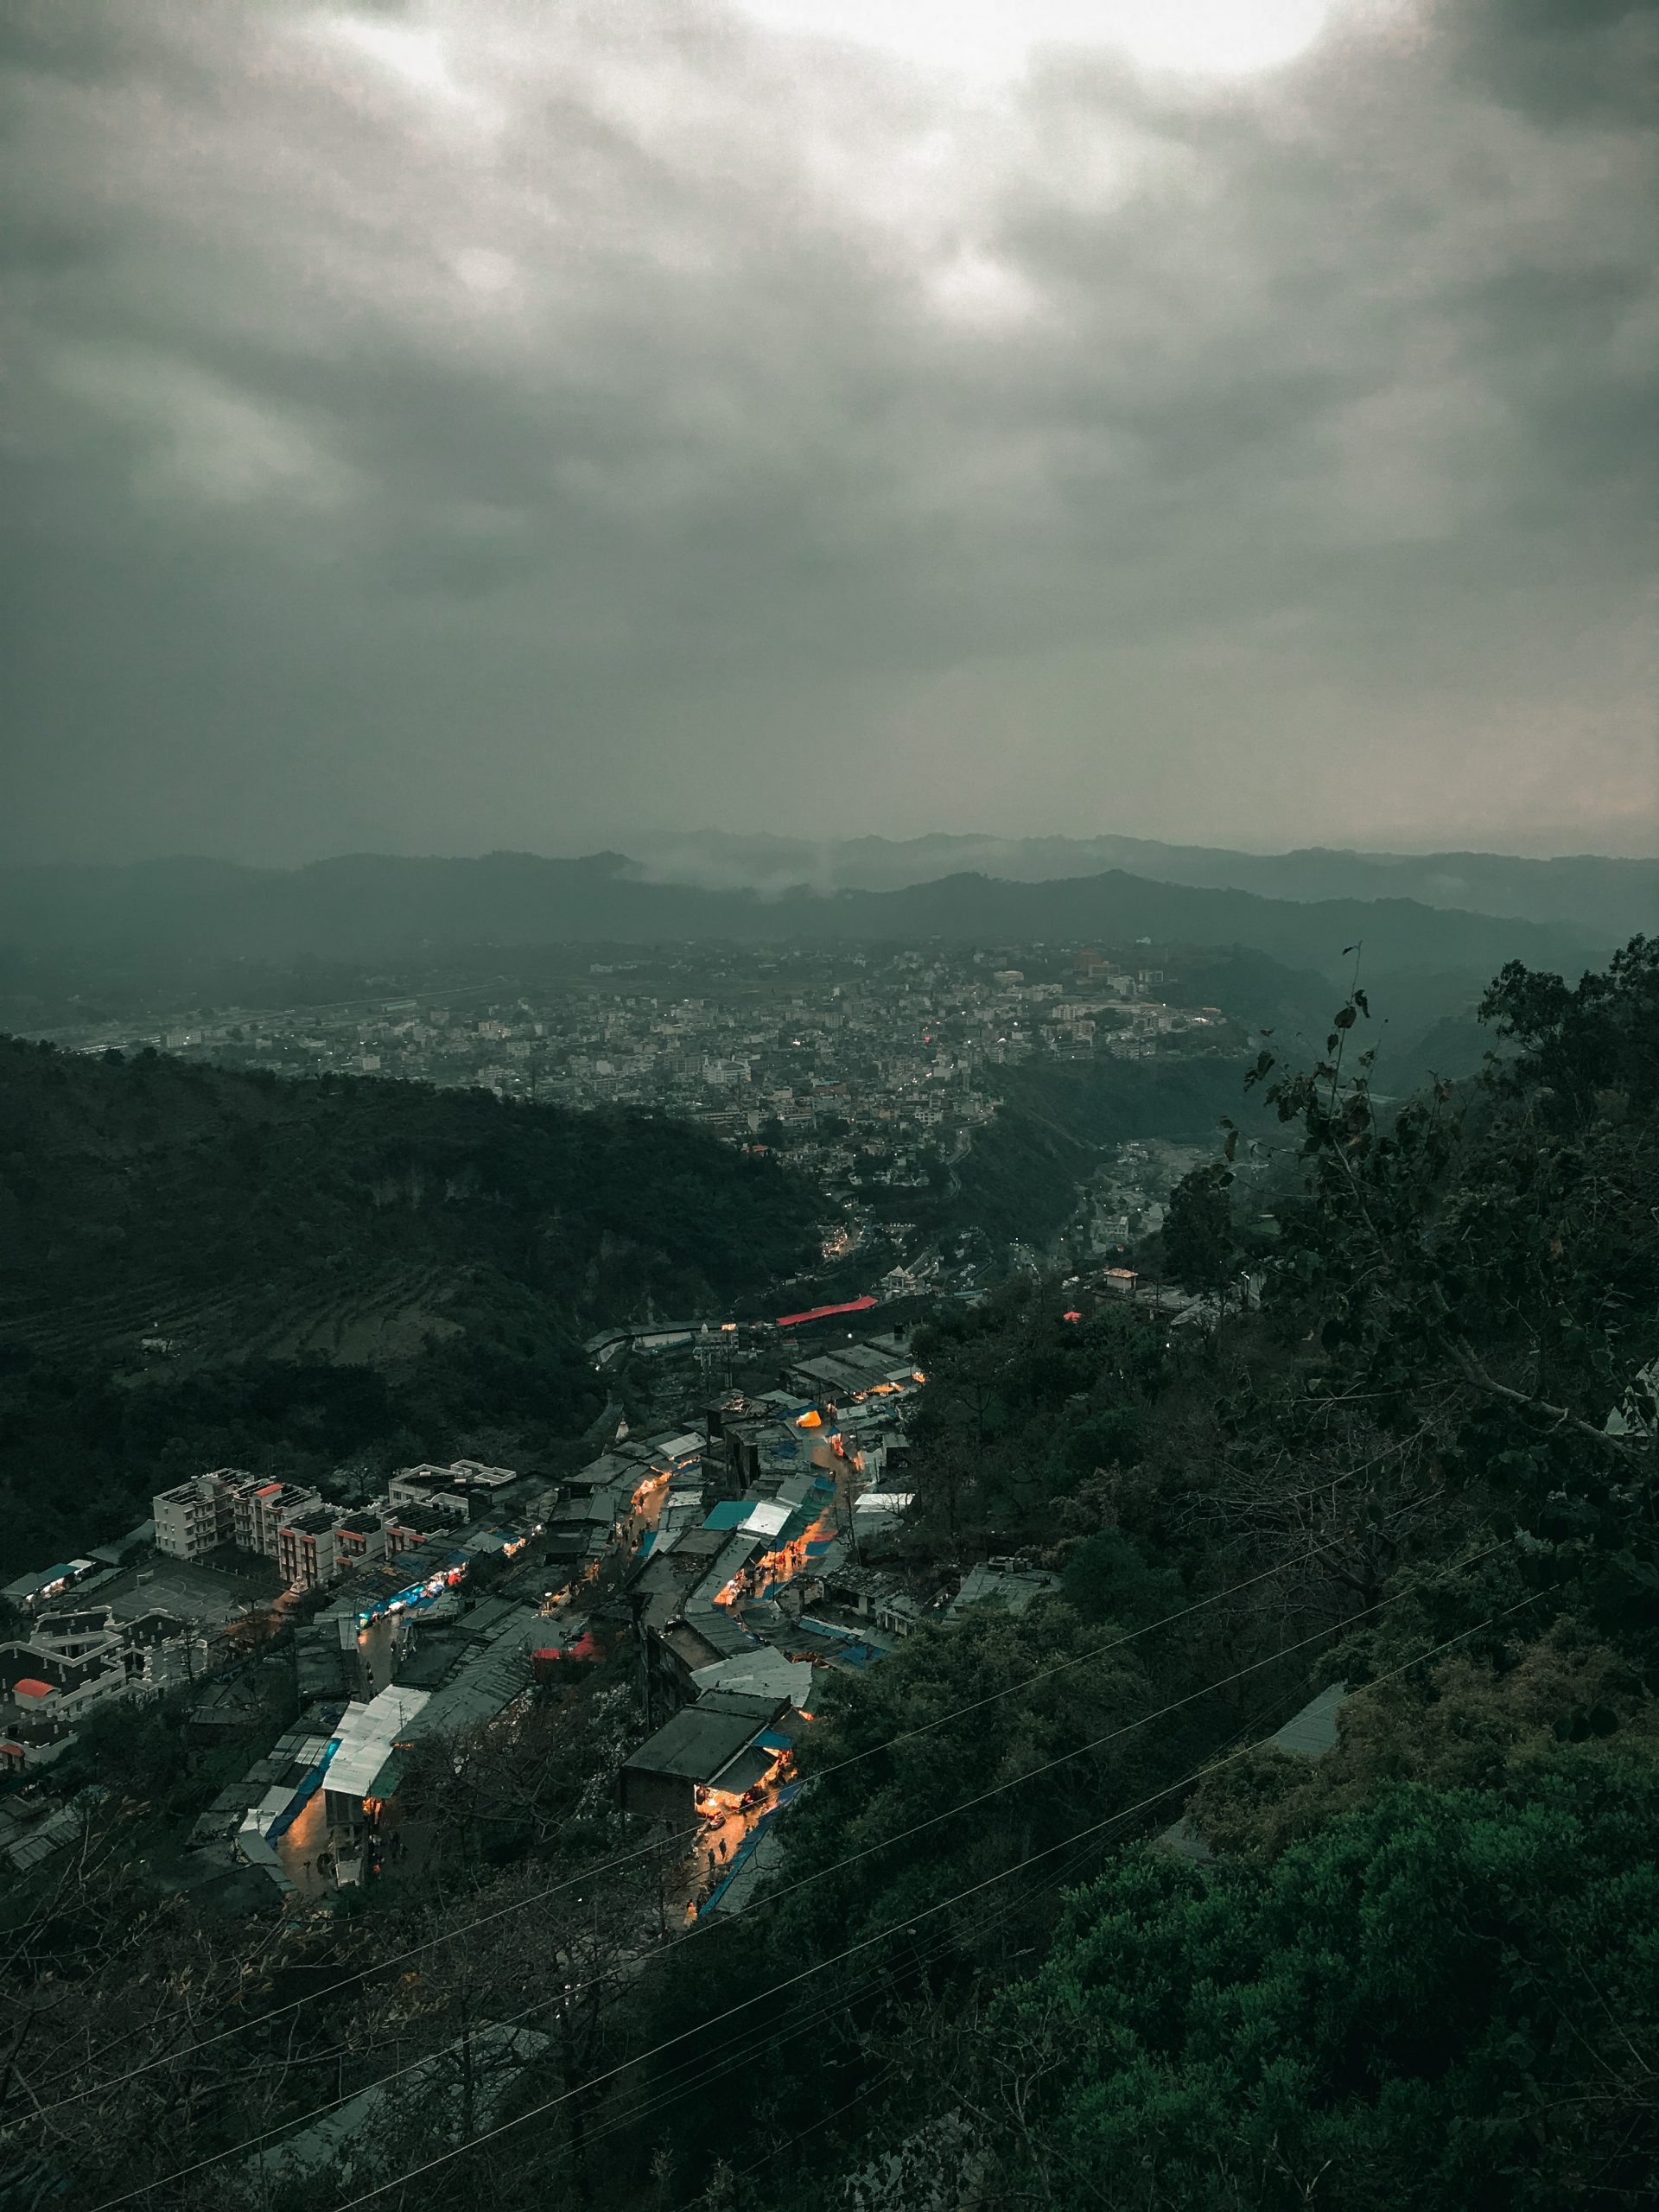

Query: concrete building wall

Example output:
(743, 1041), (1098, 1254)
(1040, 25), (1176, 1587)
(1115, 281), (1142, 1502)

(153, 1474), (236, 1560)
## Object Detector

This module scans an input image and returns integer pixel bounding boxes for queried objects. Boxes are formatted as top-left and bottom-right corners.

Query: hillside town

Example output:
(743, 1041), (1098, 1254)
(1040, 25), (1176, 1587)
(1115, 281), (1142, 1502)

(0, 1324), (985, 1918)
(0, 1238), (1249, 1917)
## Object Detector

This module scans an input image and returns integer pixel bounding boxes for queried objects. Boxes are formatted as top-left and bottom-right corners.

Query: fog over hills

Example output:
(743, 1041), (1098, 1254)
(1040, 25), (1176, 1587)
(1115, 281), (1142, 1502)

(626, 833), (1658, 943)
(0, 849), (1618, 993)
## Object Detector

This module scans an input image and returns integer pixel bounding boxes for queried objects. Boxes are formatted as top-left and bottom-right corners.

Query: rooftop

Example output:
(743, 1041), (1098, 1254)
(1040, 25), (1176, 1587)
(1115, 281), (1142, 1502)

(622, 1690), (785, 1785)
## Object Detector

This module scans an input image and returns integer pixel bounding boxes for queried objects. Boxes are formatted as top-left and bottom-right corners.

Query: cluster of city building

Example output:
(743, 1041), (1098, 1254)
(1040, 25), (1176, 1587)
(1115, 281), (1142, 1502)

(2, 1326), (1067, 1921)
(62, 945), (1234, 1191)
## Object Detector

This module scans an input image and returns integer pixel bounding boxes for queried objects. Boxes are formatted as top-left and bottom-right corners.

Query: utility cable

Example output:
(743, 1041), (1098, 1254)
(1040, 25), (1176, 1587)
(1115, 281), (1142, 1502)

(319, 1590), (1539, 2212)
(76, 1550), (1524, 2209)
(325, 1588), (1541, 2212)
(75, 1541), (1484, 2200)
(532, 1818), (1109, 2175)
(13, 1516), (1392, 2125)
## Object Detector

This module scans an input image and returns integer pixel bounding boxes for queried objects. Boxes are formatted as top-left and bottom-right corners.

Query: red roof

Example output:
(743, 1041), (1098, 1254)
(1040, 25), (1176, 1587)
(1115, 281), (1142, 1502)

(776, 1294), (878, 1328)
(13, 1679), (54, 1700)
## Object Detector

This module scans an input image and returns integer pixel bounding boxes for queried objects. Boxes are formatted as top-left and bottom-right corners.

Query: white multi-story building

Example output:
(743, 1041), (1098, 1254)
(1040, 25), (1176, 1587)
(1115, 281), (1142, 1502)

(153, 1471), (241, 1560)
(153, 1471), (323, 1562)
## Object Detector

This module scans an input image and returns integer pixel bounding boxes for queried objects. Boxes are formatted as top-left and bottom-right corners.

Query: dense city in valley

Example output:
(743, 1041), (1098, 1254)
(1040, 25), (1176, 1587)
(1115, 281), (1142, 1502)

(36, 941), (1236, 1126)
(2, 1318), (931, 1910)
(23, 938), (1256, 1299)
(0, 928), (1255, 1934)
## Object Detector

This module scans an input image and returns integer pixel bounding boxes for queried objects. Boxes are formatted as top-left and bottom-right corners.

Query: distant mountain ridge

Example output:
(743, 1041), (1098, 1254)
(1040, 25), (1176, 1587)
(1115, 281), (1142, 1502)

(626, 831), (1657, 942)
(0, 850), (1614, 988)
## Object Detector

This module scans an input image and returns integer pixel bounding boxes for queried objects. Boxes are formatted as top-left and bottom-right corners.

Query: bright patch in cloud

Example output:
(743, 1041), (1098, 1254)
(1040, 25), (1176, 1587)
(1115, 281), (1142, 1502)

(322, 11), (499, 122)
(730, 0), (1333, 82)
(54, 348), (347, 512)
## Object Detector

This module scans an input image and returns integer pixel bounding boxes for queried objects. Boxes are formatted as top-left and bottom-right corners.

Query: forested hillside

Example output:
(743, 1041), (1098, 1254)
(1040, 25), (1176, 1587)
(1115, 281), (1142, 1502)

(937, 1053), (1265, 1255)
(740, 937), (1659, 2209)
(0, 1041), (820, 1563)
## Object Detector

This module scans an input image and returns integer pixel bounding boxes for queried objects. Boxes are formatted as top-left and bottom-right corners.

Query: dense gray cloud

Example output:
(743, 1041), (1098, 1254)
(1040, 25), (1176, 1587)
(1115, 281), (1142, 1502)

(1, 0), (1654, 864)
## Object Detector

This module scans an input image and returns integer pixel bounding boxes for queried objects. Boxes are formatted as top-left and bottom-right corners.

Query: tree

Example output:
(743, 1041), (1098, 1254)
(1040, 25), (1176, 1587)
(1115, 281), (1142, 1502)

(763, 1602), (1198, 1984)
(1243, 944), (1659, 1660)
(995, 1753), (1659, 2211)
(1161, 1163), (1237, 1294)
(1059, 1530), (1182, 1626)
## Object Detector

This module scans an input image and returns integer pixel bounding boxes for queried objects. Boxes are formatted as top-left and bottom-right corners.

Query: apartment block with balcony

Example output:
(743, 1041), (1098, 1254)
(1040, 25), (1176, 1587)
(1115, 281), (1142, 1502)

(232, 1478), (323, 1560)
(153, 1470), (244, 1560)
(276, 1507), (376, 1592)
(154, 1470), (324, 1564)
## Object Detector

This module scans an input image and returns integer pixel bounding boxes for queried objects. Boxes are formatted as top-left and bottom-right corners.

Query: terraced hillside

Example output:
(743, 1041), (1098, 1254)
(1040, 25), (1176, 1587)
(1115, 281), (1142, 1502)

(0, 1038), (822, 1565)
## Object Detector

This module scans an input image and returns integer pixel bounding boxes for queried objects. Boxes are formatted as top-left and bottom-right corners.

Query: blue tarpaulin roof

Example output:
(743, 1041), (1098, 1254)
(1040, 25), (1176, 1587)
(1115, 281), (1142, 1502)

(702, 1501), (753, 1530)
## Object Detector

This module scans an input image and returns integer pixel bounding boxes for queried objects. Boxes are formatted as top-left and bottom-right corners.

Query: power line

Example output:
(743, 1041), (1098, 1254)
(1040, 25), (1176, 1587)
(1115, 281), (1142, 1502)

(71, 1539), (1468, 2177)
(511, 1818), (1112, 2178)
(530, 1814), (1128, 2184)
(328, 1568), (1502, 2190)
(76, 1549), (1523, 2208)
(683, 2066), (900, 2209)
(325, 1591), (1541, 2212)
(78, 1795), (1090, 2209)
(121, 1799), (1104, 2212)
(16, 1518), (1387, 2125)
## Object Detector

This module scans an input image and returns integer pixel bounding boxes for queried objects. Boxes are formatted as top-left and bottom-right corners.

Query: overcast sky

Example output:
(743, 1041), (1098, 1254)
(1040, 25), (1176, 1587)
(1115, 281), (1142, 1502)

(2, 0), (1655, 867)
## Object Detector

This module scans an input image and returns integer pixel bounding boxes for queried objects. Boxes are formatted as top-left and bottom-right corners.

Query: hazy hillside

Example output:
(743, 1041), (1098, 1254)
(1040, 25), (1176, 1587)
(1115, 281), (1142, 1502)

(0, 1039), (820, 1561)
(0, 853), (1607, 992)
(630, 831), (1659, 941)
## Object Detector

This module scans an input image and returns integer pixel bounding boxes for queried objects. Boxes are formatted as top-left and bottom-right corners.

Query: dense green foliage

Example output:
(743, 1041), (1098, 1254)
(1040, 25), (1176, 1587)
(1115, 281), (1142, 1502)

(994, 1049), (1262, 1155)
(1161, 1159), (1238, 1289)
(722, 933), (1655, 2209)
(849, 1055), (1262, 1266)
(937, 1050), (1270, 1259)
(1001, 1755), (1659, 2209)
(938, 1099), (1096, 1249)
(0, 1037), (820, 1562)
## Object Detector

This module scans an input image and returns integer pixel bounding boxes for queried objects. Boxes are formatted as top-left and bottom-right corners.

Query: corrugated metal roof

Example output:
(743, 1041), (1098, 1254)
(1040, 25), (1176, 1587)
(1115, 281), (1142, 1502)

(325, 1683), (433, 1801)
(709, 1745), (776, 1796)
(690, 1652), (812, 1707)
(741, 1500), (792, 1539)
(622, 1696), (776, 1784)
